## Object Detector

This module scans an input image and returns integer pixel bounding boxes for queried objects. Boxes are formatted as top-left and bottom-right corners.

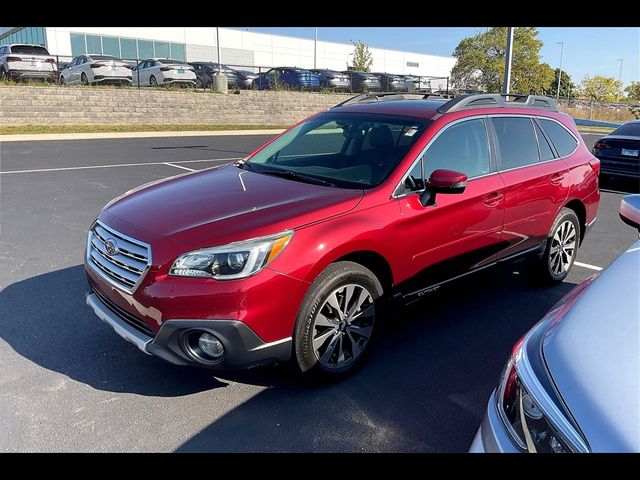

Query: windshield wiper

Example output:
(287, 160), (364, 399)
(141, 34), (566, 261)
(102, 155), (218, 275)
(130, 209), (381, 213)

(257, 169), (338, 188)
(234, 159), (258, 172)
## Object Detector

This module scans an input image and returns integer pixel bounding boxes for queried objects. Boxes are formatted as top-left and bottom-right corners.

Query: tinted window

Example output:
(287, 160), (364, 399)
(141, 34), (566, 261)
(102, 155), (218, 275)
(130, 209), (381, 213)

(120, 38), (137, 60)
(11, 45), (50, 55)
(86, 35), (102, 54)
(424, 119), (491, 179)
(534, 121), (556, 161)
(539, 119), (578, 157)
(102, 37), (120, 57)
(493, 117), (539, 170)
(157, 59), (187, 65)
(610, 122), (640, 137)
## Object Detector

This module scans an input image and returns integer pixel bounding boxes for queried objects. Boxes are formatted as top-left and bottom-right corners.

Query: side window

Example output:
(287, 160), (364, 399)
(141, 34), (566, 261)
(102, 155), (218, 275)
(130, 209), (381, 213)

(404, 158), (425, 193)
(423, 119), (491, 179)
(492, 117), (539, 170)
(538, 119), (579, 157)
(533, 121), (556, 161)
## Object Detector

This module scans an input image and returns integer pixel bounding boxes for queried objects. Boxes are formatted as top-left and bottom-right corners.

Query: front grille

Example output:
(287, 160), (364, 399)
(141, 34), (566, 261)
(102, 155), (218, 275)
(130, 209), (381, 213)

(87, 221), (151, 293)
(92, 287), (154, 337)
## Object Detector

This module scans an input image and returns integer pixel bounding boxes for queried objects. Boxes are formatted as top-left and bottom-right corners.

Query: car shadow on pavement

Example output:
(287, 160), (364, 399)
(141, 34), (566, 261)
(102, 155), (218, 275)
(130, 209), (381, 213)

(0, 265), (233, 397)
(175, 265), (578, 452)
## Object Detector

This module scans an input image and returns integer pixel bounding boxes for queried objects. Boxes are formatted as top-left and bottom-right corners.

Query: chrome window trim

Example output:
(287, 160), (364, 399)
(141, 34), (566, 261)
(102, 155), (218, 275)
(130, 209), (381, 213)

(86, 219), (152, 295)
(392, 114), (493, 198)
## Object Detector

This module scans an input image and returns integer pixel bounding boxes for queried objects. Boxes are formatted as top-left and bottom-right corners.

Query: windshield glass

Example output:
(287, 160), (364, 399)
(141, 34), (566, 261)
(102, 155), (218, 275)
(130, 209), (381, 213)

(611, 122), (640, 137)
(245, 113), (430, 189)
(11, 45), (50, 55)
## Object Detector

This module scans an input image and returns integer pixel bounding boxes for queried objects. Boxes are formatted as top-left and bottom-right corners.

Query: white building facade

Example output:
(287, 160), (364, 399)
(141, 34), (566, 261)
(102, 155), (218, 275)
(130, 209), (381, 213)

(1, 27), (455, 88)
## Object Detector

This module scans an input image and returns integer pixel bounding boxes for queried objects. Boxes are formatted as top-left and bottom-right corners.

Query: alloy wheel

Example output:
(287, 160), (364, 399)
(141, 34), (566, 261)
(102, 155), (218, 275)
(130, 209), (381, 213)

(312, 283), (375, 369)
(549, 220), (577, 276)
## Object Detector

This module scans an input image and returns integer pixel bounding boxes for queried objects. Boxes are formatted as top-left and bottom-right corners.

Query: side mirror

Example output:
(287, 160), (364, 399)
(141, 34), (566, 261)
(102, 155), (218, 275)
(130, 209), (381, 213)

(420, 169), (468, 207)
(620, 194), (640, 233)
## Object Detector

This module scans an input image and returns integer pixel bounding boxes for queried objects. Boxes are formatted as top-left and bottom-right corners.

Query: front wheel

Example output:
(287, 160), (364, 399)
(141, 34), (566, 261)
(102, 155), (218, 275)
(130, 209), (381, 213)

(293, 261), (384, 382)
(532, 208), (580, 284)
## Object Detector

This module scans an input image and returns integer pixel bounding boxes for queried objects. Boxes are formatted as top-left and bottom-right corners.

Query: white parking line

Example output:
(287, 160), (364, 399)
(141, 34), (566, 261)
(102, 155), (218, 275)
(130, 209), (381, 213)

(0, 157), (242, 175)
(164, 162), (196, 172)
(574, 261), (603, 271)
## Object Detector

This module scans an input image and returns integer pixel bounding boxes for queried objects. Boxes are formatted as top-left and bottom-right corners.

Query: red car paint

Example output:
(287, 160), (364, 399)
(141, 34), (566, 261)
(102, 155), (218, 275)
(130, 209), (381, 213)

(85, 98), (600, 362)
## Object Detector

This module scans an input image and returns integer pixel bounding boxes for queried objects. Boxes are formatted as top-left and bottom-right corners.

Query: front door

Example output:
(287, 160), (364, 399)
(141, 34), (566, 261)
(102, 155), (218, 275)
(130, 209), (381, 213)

(400, 117), (506, 296)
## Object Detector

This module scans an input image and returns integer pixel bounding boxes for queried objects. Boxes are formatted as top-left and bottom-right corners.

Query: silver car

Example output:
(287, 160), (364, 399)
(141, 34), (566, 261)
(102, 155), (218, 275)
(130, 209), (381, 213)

(59, 54), (133, 86)
(132, 58), (196, 88)
(470, 194), (640, 453)
(0, 44), (57, 82)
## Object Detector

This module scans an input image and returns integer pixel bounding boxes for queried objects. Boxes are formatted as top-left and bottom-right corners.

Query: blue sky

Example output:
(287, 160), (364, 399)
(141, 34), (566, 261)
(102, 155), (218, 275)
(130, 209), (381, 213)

(236, 27), (639, 88)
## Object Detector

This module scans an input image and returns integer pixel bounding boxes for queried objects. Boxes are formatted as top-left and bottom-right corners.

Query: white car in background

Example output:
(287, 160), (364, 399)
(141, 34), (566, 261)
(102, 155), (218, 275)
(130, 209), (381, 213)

(132, 58), (196, 88)
(59, 54), (133, 86)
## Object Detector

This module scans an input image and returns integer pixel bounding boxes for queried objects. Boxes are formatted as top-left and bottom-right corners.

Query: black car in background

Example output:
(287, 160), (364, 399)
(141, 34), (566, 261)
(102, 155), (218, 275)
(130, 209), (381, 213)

(310, 69), (351, 91)
(235, 69), (258, 89)
(373, 73), (408, 92)
(342, 70), (381, 93)
(593, 120), (640, 180)
(189, 62), (238, 89)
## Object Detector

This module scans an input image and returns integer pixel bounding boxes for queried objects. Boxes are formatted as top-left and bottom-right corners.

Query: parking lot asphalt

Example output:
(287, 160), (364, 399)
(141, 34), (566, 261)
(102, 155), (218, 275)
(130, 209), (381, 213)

(0, 132), (638, 452)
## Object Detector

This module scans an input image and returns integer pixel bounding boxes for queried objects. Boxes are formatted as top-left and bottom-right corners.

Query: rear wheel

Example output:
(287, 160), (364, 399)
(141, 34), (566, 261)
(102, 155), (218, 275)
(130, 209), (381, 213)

(293, 261), (384, 382)
(149, 75), (158, 87)
(532, 208), (580, 284)
(80, 72), (89, 85)
(195, 77), (203, 89)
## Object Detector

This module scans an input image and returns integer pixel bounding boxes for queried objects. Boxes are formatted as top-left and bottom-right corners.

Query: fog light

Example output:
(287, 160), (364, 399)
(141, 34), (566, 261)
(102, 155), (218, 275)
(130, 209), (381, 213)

(198, 333), (224, 359)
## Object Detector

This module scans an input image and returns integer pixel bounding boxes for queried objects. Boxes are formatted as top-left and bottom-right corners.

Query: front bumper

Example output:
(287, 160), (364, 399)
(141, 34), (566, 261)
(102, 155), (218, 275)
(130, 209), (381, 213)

(86, 291), (292, 369)
(469, 391), (521, 453)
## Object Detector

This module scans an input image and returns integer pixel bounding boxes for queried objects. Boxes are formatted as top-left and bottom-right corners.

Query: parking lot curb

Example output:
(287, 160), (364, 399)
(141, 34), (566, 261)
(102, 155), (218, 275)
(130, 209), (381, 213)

(0, 129), (285, 142)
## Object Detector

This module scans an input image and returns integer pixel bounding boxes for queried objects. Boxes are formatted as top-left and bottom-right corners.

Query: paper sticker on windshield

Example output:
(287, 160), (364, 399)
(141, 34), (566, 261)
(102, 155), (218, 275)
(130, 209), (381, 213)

(404, 128), (418, 137)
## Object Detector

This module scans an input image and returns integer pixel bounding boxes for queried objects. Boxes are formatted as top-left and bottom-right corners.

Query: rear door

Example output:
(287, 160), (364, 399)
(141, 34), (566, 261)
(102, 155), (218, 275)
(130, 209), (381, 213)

(491, 116), (570, 259)
(399, 117), (506, 294)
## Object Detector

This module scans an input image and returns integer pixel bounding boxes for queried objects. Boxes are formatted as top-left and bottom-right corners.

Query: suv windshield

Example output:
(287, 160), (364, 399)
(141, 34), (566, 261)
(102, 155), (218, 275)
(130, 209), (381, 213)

(11, 45), (50, 55)
(244, 112), (430, 189)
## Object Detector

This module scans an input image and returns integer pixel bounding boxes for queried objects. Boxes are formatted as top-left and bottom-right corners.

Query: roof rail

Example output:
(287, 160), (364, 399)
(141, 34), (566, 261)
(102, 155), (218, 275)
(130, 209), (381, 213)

(332, 91), (448, 109)
(436, 93), (558, 114)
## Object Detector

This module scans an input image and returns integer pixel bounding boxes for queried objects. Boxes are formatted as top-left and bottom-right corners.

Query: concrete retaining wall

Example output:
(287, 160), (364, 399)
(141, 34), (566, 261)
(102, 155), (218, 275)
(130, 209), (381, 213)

(0, 86), (351, 126)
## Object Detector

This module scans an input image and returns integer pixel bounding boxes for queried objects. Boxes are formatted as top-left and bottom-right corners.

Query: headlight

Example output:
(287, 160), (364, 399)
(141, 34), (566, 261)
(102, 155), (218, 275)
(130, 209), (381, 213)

(170, 230), (293, 280)
(496, 321), (590, 453)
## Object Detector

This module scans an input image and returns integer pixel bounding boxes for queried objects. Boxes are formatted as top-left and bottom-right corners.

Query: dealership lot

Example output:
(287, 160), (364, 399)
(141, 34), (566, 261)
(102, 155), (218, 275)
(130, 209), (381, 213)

(0, 132), (637, 452)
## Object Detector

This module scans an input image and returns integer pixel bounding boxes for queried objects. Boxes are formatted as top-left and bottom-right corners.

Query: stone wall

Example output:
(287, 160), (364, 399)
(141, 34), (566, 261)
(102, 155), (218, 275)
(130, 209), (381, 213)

(0, 86), (351, 125)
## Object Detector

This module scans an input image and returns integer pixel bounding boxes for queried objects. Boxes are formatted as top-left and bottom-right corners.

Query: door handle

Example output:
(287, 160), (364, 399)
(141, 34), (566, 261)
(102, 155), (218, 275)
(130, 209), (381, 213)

(483, 191), (504, 207)
(550, 173), (565, 185)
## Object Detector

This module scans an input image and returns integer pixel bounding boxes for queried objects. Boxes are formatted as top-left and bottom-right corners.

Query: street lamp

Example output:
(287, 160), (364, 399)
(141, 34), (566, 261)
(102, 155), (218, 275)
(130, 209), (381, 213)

(314, 27), (318, 70)
(556, 42), (564, 101)
(502, 27), (513, 94)
(617, 58), (623, 101)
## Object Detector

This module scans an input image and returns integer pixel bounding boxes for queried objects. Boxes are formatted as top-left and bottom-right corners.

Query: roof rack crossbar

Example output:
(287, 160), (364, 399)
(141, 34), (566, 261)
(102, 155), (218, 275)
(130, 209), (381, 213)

(436, 93), (558, 114)
(331, 91), (448, 109)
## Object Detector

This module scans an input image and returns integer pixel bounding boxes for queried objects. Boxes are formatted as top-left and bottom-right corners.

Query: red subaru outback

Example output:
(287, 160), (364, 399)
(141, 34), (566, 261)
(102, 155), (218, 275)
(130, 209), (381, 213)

(85, 93), (600, 380)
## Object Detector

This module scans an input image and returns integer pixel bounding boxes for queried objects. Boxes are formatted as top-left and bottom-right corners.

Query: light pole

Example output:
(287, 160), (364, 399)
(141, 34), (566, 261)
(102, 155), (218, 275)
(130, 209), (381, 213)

(216, 27), (222, 74)
(617, 58), (623, 101)
(314, 27), (318, 70)
(556, 42), (564, 101)
(502, 27), (514, 94)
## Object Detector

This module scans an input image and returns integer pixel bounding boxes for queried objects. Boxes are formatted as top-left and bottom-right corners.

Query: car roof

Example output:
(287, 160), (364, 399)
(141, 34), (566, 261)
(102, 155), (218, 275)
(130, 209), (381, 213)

(331, 99), (447, 119)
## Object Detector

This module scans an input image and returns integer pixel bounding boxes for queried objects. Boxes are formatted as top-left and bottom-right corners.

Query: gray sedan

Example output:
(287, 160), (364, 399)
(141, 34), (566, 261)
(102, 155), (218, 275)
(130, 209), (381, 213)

(60, 54), (133, 86)
(470, 194), (640, 453)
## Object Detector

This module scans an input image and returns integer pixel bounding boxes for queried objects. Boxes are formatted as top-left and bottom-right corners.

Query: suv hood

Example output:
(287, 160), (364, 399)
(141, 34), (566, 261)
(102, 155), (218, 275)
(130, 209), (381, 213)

(105, 164), (363, 247)
(542, 241), (640, 452)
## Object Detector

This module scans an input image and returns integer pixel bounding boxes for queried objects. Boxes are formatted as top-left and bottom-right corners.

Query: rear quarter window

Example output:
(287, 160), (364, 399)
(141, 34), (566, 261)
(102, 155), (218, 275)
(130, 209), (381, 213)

(539, 119), (579, 157)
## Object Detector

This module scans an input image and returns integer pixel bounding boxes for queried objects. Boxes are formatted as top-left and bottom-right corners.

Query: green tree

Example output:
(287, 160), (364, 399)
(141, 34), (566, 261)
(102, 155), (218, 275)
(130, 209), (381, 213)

(548, 69), (577, 99)
(580, 75), (623, 102)
(625, 81), (640, 100)
(350, 40), (373, 72)
(451, 27), (554, 94)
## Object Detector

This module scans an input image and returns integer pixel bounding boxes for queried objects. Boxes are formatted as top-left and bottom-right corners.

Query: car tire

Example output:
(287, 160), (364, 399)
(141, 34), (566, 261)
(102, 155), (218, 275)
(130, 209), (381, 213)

(149, 75), (158, 87)
(292, 261), (384, 382)
(195, 77), (203, 89)
(59, 75), (66, 86)
(81, 73), (89, 86)
(0, 68), (8, 82)
(531, 207), (580, 284)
